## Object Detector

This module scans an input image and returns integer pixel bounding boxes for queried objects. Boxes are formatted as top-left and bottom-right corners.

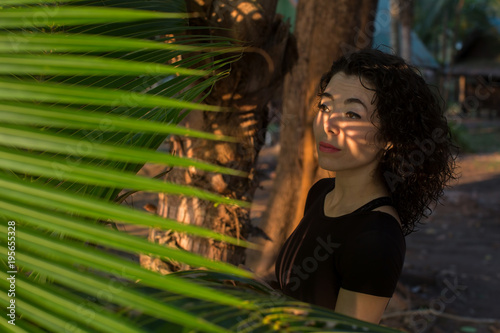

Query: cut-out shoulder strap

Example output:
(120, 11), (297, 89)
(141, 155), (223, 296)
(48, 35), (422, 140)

(355, 197), (394, 213)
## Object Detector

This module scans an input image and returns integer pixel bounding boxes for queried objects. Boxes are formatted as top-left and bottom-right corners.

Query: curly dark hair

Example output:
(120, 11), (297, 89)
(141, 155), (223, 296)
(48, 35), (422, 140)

(318, 49), (458, 235)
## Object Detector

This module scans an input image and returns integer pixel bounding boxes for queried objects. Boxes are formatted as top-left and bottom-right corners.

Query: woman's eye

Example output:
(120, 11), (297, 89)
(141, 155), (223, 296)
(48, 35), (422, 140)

(345, 111), (361, 119)
(318, 103), (330, 113)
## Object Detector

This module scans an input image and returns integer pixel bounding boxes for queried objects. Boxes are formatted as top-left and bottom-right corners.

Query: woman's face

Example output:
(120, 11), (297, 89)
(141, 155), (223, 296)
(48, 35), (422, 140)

(313, 72), (386, 173)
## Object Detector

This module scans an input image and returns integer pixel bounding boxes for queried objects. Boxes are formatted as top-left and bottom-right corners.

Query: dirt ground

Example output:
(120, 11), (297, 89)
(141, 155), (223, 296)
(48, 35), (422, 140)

(382, 152), (500, 333)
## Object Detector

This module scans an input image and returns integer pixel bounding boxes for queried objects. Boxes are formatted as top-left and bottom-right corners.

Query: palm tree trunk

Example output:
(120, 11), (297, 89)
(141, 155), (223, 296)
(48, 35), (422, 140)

(142, 0), (297, 273)
(250, 0), (379, 278)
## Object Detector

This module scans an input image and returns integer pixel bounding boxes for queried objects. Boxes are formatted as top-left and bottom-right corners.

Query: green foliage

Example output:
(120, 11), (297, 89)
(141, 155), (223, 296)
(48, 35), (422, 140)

(0, 1), (404, 332)
(118, 271), (404, 333)
(448, 120), (500, 153)
(414, 0), (499, 65)
(448, 120), (472, 152)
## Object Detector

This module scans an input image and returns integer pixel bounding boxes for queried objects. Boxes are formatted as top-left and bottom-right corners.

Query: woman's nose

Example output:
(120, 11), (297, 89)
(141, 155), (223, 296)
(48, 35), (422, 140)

(324, 113), (341, 136)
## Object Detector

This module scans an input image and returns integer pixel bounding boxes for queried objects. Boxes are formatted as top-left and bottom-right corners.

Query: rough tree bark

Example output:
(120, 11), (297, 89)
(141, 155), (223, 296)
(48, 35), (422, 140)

(250, 0), (379, 278)
(141, 0), (297, 273)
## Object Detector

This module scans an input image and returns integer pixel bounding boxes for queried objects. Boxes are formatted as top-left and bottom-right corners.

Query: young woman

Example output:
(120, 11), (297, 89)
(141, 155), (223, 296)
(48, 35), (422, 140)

(275, 49), (457, 324)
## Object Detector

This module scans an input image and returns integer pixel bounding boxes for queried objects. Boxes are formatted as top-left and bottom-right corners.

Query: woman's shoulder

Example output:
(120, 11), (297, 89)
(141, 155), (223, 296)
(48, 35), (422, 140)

(331, 208), (404, 243)
(338, 215), (406, 298)
(349, 211), (406, 244)
(303, 178), (335, 213)
(309, 177), (335, 194)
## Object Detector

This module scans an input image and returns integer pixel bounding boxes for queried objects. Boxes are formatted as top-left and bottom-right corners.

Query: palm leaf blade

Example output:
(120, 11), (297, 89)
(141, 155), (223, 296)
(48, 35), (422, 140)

(0, 54), (208, 76)
(0, 200), (253, 276)
(0, 6), (188, 29)
(0, 78), (221, 111)
(0, 270), (146, 333)
(8, 225), (250, 308)
(0, 102), (238, 142)
(0, 124), (245, 176)
(0, 245), (232, 333)
(0, 175), (256, 249)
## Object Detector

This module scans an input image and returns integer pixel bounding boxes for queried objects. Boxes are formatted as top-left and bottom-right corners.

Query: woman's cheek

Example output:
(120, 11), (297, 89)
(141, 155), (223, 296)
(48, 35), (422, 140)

(313, 113), (323, 138)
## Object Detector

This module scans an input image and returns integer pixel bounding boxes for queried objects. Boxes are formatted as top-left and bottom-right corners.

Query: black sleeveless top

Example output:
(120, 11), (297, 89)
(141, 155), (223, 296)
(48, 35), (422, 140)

(275, 178), (405, 310)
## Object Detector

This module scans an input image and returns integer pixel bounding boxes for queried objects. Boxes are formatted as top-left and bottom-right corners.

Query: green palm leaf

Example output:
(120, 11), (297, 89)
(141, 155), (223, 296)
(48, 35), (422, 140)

(0, 54), (208, 76)
(0, 270), (146, 333)
(0, 78), (221, 111)
(0, 6), (188, 28)
(0, 1), (253, 331)
(131, 271), (404, 333)
(0, 101), (237, 141)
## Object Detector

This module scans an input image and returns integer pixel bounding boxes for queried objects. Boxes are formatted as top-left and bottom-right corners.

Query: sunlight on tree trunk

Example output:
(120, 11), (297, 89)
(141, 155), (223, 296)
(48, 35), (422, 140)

(143, 0), (297, 273)
(249, 0), (379, 278)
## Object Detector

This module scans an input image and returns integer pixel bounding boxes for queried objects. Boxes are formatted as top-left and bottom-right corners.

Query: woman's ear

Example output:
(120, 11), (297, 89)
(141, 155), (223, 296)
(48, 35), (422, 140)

(380, 142), (393, 158)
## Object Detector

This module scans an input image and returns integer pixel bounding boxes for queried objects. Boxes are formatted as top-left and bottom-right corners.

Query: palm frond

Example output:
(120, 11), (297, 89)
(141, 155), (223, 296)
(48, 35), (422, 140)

(0, 1), (253, 331)
(129, 271), (404, 333)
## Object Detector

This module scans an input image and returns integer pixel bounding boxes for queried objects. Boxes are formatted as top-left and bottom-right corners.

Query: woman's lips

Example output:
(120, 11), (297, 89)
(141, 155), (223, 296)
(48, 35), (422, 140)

(318, 141), (341, 153)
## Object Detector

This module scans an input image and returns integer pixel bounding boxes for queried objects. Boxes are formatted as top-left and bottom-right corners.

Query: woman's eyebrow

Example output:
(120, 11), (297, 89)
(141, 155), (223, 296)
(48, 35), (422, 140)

(319, 92), (334, 100)
(344, 97), (367, 111)
(319, 93), (367, 111)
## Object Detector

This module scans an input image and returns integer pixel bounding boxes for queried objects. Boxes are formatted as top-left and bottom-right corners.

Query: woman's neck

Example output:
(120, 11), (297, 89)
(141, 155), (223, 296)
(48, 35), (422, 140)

(326, 168), (389, 216)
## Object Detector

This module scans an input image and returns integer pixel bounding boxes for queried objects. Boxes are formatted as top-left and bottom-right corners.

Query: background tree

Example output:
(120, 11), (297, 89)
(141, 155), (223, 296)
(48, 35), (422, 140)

(389, 0), (413, 61)
(148, 0), (297, 272)
(412, 0), (499, 102)
(399, 0), (413, 62)
(251, 0), (380, 277)
(414, 0), (499, 65)
(390, 0), (401, 55)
